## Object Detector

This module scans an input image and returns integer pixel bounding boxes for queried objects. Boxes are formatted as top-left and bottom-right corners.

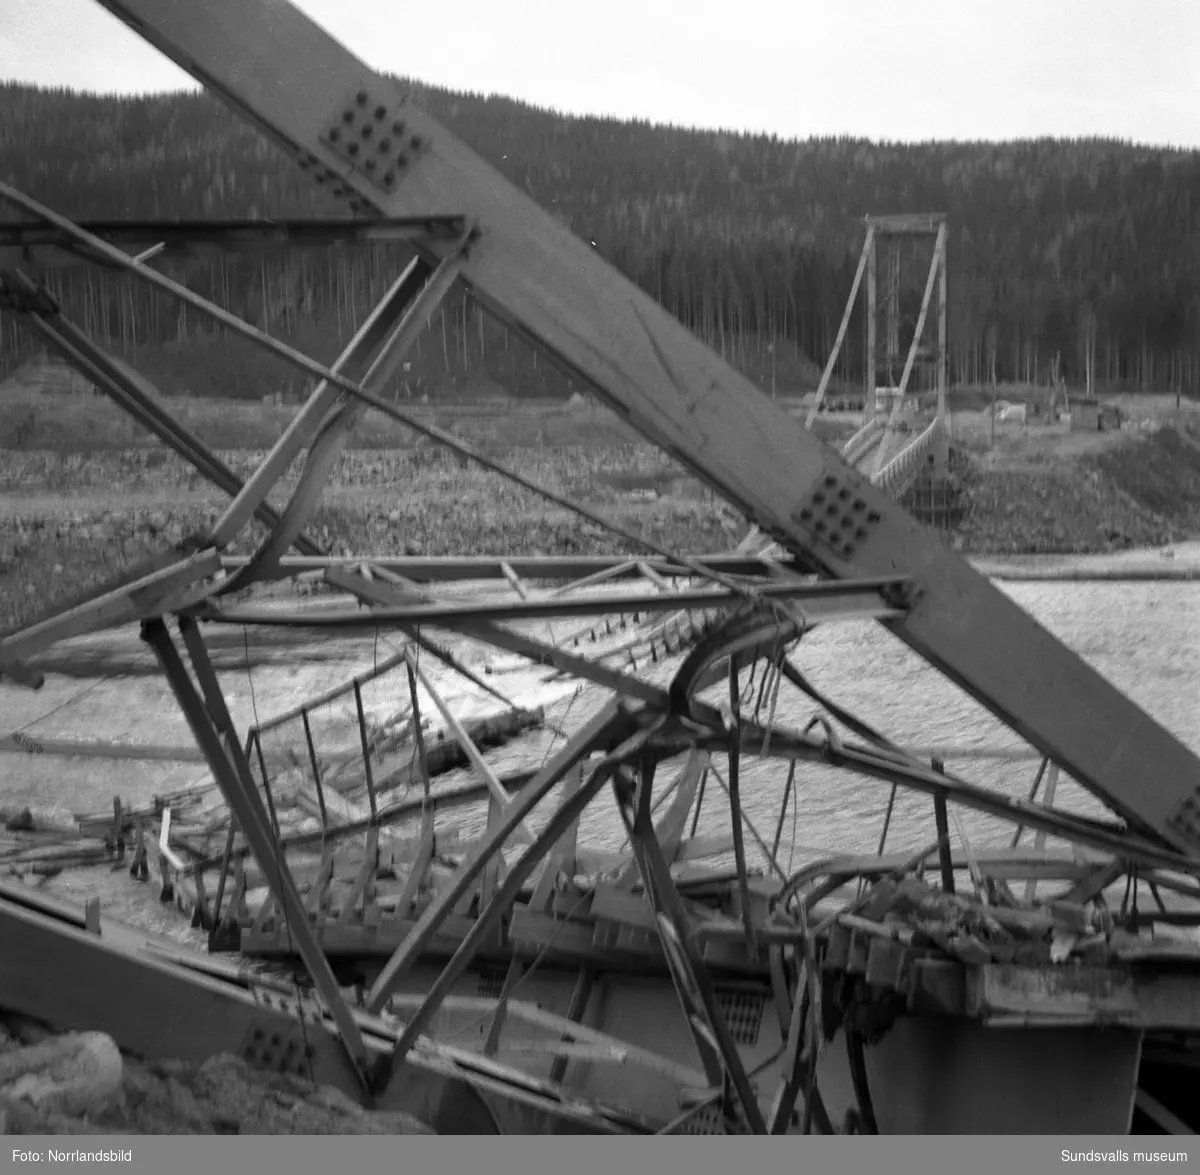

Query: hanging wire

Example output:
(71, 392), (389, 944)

(242, 624), (315, 1083)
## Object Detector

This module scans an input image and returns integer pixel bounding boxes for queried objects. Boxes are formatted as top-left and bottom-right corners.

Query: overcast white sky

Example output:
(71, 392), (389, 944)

(2, 0), (1199, 146)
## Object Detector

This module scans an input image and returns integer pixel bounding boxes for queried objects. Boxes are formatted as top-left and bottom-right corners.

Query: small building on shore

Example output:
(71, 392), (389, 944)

(1068, 397), (1101, 431)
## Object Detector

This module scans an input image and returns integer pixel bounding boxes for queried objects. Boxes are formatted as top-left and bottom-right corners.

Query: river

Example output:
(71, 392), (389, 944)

(2, 545), (1199, 942)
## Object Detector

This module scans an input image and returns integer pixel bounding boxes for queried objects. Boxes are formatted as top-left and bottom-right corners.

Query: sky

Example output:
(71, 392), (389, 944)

(2, 0), (1199, 147)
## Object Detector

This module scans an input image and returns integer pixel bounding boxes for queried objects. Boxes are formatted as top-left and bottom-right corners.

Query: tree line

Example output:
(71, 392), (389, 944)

(1, 79), (1198, 399)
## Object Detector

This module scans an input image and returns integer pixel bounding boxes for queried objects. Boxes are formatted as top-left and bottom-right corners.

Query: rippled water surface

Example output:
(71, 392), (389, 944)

(3, 578), (1199, 941)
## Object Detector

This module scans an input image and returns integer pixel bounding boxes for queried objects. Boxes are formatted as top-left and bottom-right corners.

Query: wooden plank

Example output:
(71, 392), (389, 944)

(336, 827), (379, 926)
(388, 815), (435, 924)
(0, 736), (206, 763)
(405, 651), (536, 846)
(300, 850), (335, 917)
(529, 765), (583, 913)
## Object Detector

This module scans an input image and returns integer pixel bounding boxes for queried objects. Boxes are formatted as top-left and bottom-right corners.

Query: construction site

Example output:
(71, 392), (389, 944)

(1, 0), (1200, 1141)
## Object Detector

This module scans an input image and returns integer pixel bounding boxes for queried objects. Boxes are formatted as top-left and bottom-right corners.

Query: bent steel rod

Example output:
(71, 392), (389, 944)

(144, 616), (377, 1092)
(191, 576), (911, 628)
(363, 700), (639, 1017)
(0, 179), (819, 608)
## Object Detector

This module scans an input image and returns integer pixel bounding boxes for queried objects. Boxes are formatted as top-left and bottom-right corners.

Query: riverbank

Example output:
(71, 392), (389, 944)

(3, 397), (1200, 634)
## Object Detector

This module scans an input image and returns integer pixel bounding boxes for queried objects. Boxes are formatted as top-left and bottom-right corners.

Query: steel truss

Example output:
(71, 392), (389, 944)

(1, 5), (1199, 1130)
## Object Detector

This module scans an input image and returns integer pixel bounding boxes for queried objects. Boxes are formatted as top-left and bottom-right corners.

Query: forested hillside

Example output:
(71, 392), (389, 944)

(1, 79), (1199, 401)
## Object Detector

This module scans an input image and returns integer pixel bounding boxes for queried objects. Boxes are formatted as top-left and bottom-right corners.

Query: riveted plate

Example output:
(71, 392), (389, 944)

(237, 1018), (314, 1078)
(320, 86), (432, 198)
(789, 472), (884, 563)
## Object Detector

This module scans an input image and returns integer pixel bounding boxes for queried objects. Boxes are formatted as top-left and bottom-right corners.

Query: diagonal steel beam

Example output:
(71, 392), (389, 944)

(147, 616), (378, 1093)
(73, 2), (1200, 854)
(615, 769), (768, 1134)
(402, 647), (536, 845)
(2, 272), (322, 556)
(382, 757), (619, 1081)
(208, 254), (432, 551)
(224, 246), (468, 590)
(0, 550), (220, 674)
(363, 700), (637, 1018)
(324, 564), (664, 703)
(805, 224), (875, 429)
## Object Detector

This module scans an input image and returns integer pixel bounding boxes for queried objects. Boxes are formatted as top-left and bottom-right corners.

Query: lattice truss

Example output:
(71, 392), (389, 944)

(1, 0), (1199, 1135)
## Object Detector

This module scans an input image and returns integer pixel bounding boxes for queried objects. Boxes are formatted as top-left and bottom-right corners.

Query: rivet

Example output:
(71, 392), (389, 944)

(823, 475), (838, 489)
(396, 152), (408, 167)
(361, 124), (373, 139)
(374, 105), (387, 119)
(329, 127), (341, 142)
(346, 141), (358, 155)
(814, 520), (826, 533)
(843, 544), (856, 557)
(364, 158), (376, 171)
(410, 135), (424, 150)
(383, 171), (396, 186)
(812, 491), (825, 505)
(867, 510), (882, 523)
(852, 498), (867, 511)
(838, 488), (850, 500)
(855, 526), (869, 539)
(826, 504), (838, 516)
(378, 138), (391, 152)
(356, 91), (368, 106)
(798, 508), (813, 521)
(392, 120), (406, 136)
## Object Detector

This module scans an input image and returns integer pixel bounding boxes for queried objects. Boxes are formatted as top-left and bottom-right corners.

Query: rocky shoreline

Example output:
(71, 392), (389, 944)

(0, 1016), (433, 1136)
(2, 429), (1199, 634)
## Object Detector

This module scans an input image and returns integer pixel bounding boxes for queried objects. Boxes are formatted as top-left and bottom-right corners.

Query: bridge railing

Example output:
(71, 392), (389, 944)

(840, 416), (885, 466)
(872, 416), (942, 499)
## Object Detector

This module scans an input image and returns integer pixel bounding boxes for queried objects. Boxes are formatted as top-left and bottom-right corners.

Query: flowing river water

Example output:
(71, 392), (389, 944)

(2, 545), (1199, 945)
